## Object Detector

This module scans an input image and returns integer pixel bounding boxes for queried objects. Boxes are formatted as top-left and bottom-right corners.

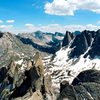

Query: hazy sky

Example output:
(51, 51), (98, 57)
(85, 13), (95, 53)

(0, 0), (100, 33)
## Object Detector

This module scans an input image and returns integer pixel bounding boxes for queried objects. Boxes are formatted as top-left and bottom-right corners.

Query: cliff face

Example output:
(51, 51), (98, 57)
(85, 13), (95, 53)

(0, 52), (55, 100)
(62, 31), (74, 47)
(58, 70), (100, 100)
(62, 30), (100, 58)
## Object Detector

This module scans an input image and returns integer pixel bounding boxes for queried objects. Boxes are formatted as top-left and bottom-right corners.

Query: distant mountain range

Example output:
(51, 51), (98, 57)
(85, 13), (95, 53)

(17, 31), (64, 54)
(0, 31), (64, 57)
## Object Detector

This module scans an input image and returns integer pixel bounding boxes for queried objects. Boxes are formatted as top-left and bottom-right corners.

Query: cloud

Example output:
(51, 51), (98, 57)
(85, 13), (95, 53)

(6, 20), (15, 23)
(32, 3), (41, 9)
(97, 20), (100, 24)
(64, 24), (100, 32)
(0, 25), (14, 33)
(0, 20), (3, 23)
(0, 25), (13, 29)
(44, 0), (100, 16)
(25, 23), (38, 31)
(0, 23), (100, 34)
(25, 23), (34, 27)
(40, 24), (66, 33)
(25, 23), (100, 33)
(25, 23), (66, 33)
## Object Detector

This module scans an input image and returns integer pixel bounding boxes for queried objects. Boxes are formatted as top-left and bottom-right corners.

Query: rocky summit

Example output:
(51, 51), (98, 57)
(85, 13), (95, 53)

(0, 52), (55, 100)
(0, 30), (100, 100)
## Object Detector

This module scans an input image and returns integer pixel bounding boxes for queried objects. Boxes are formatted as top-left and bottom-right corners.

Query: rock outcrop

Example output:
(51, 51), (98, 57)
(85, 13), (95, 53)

(70, 33), (88, 57)
(62, 31), (74, 47)
(62, 29), (100, 58)
(28, 90), (44, 100)
(86, 29), (100, 58)
(58, 70), (100, 100)
(0, 52), (54, 100)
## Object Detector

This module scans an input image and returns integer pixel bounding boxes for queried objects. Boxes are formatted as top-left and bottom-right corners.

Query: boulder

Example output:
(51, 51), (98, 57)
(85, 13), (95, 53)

(72, 69), (100, 85)
(58, 70), (100, 100)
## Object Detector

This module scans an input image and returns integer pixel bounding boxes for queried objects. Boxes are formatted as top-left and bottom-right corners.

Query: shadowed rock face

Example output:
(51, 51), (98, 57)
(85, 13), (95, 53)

(58, 70), (100, 100)
(70, 33), (88, 57)
(28, 52), (44, 92)
(0, 52), (54, 100)
(0, 32), (4, 38)
(82, 30), (93, 46)
(0, 67), (7, 83)
(62, 31), (74, 47)
(60, 81), (69, 93)
(0, 61), (25, 100)
(72, 70), (100, 85)
(62, 30), (100, 58)
(86, 30), (100, 58)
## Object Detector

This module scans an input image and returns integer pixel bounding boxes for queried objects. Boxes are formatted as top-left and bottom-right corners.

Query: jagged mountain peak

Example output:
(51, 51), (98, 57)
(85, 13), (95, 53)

(43, 29), (100, 92)
(61, 29), (100, 58)
(62, 31), (75, 47)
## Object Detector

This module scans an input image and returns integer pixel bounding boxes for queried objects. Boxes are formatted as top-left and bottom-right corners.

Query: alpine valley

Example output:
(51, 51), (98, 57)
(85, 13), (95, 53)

(0, 29), (100, 100)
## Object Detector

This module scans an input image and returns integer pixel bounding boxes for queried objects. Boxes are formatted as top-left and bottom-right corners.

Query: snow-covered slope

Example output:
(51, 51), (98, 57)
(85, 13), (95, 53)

(44, 47), (100, 88)
(43, 30), (100, 89)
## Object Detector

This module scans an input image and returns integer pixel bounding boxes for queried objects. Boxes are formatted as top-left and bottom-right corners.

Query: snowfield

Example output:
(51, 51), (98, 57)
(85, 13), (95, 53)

(44, 47), (100, 88)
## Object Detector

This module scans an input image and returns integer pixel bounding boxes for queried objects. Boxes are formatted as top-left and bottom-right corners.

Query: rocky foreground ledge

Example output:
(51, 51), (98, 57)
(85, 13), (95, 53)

(0, 52), (100, 100)
(0, 52), (55, 100)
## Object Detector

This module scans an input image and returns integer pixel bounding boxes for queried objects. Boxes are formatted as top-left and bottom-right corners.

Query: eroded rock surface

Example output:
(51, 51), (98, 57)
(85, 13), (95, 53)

(0, 52), (54, 100)
(58, 70), (100, 100)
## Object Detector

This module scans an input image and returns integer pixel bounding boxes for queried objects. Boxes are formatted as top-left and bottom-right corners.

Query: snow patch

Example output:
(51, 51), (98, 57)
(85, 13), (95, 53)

(15, 59), (23, 65)
(44, 47), (100, 88)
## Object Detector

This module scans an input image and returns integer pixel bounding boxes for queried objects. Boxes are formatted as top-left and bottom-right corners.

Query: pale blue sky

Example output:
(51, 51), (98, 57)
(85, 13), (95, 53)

(0, 0), (100, 33)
